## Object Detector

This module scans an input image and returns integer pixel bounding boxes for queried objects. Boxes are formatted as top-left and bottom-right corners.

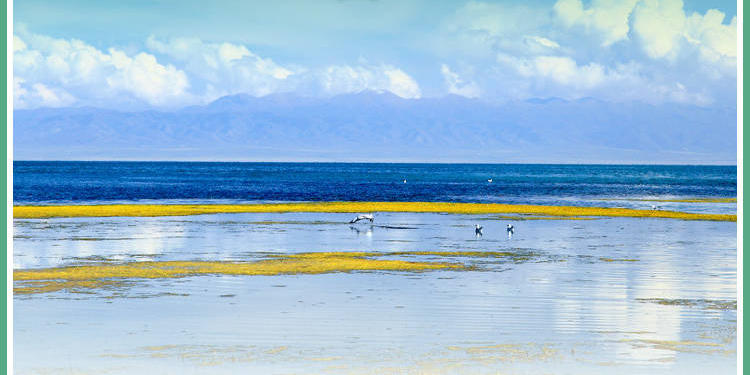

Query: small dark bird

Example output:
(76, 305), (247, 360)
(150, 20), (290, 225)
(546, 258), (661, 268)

(507, 224), (514, 234)
(475, 224), (483, 236)
(350, 214), (374, 224)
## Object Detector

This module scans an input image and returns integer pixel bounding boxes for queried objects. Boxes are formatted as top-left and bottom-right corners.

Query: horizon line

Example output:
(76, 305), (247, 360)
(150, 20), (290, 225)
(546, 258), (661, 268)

(12, 160), (739, 167)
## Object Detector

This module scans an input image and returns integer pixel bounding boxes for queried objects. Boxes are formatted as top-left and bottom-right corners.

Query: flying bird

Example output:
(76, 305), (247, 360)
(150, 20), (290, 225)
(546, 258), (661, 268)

(350, 214), (374, 224)
(487, 179), (493, 183)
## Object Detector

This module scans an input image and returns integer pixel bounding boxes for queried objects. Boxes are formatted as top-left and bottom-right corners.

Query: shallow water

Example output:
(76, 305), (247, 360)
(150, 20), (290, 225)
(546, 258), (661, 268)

(13, 212), (736, 374)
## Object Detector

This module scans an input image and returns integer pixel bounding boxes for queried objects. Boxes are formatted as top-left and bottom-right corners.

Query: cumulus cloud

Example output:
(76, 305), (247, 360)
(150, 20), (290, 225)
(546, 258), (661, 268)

(320, 64), (421, 98)
(147, 38), (422, 100)
(145, 36), (295, 101)
(12, 0), (737, 111)
(497, 54), (607, 91)
(14, 77), (75, 108)
(495, 53), (712, 105)
(13, 29), (424, 109)
(440, 64), (480, 98)
(553, 0), (641, 46)
(552, 0), (737, 63)
(437, 0), (735, 106)
(683, 9), (737, 62)
(631, 0), (686, 59)
(525, 36), (560, 49)
(13, 31), (190, 109)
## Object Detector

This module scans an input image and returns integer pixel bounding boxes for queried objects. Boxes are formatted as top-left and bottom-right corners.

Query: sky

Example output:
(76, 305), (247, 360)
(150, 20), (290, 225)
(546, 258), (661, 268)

(13, 0), (738, 110)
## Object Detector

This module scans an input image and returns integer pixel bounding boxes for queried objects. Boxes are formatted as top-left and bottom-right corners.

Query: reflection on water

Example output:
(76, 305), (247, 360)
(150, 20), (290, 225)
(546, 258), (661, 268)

(13, 212), (736, 374)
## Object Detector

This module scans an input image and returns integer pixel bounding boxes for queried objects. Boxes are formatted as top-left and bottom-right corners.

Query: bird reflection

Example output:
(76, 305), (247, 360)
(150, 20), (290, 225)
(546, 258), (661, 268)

(350, 225), (374, 236)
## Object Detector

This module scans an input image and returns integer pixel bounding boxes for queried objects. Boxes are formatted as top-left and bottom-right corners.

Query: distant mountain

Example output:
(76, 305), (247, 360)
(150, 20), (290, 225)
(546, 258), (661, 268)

(13, 92), (737, 164)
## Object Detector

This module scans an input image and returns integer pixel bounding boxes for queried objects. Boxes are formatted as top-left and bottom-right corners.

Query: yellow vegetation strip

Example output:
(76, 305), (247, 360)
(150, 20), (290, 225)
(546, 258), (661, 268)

(13, 202), (735, 221)
(14, 252), (466, 294)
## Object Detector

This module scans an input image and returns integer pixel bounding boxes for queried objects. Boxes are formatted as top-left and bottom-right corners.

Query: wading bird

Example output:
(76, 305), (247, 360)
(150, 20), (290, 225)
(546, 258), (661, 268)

(475, 224), (483, 236)
(507, 224), (514, 235)
(350, 214), (374, 224)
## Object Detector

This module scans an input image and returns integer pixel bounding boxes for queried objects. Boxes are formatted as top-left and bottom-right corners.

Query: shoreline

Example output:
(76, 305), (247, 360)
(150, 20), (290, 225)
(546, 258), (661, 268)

(12, 201), (737, 221)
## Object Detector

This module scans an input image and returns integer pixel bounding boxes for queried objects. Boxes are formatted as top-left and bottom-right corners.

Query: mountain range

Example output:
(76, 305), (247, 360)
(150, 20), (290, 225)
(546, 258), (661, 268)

(14, 91), (737, 164)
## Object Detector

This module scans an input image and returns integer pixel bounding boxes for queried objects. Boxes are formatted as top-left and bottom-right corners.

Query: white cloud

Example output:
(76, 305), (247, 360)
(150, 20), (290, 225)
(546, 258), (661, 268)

(146, 36), (294, 101)
(440, 64), (480, 98)
(525, 36), (560, 49)
(14, 31), (190, 109)
(499, 54), (606, 90)
(13, 30), (425, 108)
(320, 64), (421, 98)
(107, 51), (190, 106)
(632, 0), (737, 64)
(13, 2), (736, 111)
(553, 0), (641, 46)
(631, 0), (686, 59)
(495, 53), (713, 105)
(684, 9), (737, 62)
(13, 35), (26, 52)
(439, 2), (554, 60)
(552, 0), (737, 63)
(14, 77), (75, 108)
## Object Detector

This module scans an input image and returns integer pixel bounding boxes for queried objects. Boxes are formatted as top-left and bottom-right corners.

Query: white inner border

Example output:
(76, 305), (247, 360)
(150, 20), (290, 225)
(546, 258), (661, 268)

(7, 0), (14, 372)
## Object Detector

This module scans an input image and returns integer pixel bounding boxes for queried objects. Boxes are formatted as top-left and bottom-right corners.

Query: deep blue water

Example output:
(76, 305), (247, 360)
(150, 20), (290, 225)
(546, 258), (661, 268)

(12, 161), (736, 206)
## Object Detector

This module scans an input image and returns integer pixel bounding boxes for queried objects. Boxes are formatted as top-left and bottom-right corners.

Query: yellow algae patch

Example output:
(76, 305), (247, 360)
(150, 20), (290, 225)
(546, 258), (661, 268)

(14, 252), (464, 294)
(599, 258), (638, 262)
(393, 251), (526, 257)
(636, 298), (736, 310)
(446, 343), (558, 363)
(13, 201), (736, 221)
(13, 279), (132, 295)
(266, 346), (288, 355)
(619, 339), (726, 354)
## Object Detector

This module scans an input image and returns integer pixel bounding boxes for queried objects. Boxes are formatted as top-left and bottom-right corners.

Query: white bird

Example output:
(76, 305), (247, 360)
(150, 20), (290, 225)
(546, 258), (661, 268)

(350, 214), (374, 224)
(475, 224), (483, 236)
(651, 205), (662, 210)
(403, 179), (407, 183)
(487, 179), (493, 183)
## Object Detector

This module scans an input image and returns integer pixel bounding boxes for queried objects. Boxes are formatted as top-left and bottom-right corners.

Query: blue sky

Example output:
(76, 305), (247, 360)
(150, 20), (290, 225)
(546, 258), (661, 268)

(13, 0), (738, 110)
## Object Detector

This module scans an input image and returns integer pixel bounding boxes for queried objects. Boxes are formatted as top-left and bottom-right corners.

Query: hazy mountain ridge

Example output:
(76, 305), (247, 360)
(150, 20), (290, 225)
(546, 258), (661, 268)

(14, 92), (737, 163)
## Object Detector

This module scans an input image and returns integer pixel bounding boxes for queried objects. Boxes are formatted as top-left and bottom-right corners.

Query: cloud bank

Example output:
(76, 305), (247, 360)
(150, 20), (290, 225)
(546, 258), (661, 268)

(13, 0), (736, 109)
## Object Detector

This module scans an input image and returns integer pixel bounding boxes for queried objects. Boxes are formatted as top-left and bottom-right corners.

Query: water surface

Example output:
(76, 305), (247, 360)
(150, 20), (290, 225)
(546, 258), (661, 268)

(13, 212), (736, 374)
